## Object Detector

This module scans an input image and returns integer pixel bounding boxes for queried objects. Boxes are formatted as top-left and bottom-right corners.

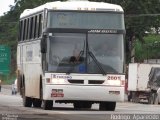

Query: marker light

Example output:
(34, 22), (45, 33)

(46, 78), (51, 83)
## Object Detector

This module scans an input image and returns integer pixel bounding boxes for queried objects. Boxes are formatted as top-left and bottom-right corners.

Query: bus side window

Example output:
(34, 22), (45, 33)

(26, 18), (29, 40)
(35, 15), (38, 38)
(29, 17), (33, 39)
(21, 20), (24, 41)
(23, 19), (26, 41)
(32, 16), (35, 39)
(38, 14), (42, 38)
(28, 18), (31, 40)
(19, 21), (23, 41)
(24, 19), (28, 40)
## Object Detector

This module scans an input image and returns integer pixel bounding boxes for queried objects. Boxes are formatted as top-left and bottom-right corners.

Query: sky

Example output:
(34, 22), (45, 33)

(0, 0), (15, 16)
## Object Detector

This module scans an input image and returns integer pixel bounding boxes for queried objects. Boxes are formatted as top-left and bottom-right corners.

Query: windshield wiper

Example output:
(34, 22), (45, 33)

(88, 51), (106, 75)
(78, 40), (85, 58)
(66, 34), (105, 75)
(85, 33), (106, 75)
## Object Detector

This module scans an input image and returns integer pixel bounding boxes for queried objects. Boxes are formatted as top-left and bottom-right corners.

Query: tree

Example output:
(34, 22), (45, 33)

(108, 0), (160, 62)
(0, 0), (63, 75)
(89, 0), (160, 62)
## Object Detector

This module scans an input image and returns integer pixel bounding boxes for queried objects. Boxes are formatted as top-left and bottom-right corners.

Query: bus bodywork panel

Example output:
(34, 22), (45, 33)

(20, 1), (123, 18)
(43, 73), (125, 102)
(17, 41), (42, 98)
(43, 85), (124, 102)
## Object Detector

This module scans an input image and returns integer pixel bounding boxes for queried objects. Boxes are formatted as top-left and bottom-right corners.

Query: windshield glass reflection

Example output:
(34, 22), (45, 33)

(48, 33), (85, 73)
(48, 33), (124, 74)
(87, 34), (124, 73)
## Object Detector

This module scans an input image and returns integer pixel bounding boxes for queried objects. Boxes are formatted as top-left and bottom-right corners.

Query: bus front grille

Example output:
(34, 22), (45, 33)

(68, 79), (84, 84)
(88, 80), (104, 84)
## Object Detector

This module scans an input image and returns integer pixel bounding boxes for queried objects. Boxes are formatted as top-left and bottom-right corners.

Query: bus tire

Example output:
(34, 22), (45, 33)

(21, 76), (33, 107)
(20, 75), (25, 96)
(99, 102), (116, 111)
(154, 93), (159, 105)
(148, 92), (154, 104)
(128, 91), (132, 102)
(33, 98), (42, 108)
(23, 96), (32, 107)
(40, 76), (43, 99)
(42, 100), (53, 110)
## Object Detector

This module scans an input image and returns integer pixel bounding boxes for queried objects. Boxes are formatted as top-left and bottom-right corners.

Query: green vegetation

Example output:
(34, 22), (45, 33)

(0, 0), (160, 83)
(135, 34), (160, 62)
(0, 74), (16, 84)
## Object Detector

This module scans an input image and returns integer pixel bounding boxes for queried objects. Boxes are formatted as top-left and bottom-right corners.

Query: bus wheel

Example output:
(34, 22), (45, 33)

(42, 100), (53, 110)
(148, 92), (155, 104)
(99, 102), (116, 111)
(154, 93), (159, 105)
(33, 99), (42, 108)
(23, 96), (33, 107)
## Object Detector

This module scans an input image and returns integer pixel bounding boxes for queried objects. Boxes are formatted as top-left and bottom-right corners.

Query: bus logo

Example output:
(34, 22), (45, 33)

(51, 74), (72, 79)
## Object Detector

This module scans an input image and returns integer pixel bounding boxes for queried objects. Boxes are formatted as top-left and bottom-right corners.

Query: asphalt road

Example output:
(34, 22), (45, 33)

(1, 86), (160, 120)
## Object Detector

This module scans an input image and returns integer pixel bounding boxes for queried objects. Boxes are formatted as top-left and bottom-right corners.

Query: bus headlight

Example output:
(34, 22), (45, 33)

(52, 78), (65, 84)
(106, 74), (125, 86)
(108, 80), (121, 86)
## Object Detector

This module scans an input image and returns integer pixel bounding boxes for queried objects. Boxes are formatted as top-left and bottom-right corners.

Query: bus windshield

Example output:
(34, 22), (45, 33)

(47, 11), (125, 29)
(48, 33), (124, 74)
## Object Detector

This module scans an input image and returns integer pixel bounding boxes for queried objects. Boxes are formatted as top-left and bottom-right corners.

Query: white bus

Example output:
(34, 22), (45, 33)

(17, 0), (125, 111)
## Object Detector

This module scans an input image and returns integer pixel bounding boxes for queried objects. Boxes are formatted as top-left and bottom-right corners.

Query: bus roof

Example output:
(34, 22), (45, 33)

(20, 1), (124, 18)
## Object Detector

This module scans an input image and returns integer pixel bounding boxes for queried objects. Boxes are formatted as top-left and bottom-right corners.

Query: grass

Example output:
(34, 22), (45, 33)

(0, 74), (16, 85)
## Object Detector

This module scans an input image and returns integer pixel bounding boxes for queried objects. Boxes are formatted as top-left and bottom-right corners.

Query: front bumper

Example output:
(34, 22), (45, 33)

(43, 84), (124, 102)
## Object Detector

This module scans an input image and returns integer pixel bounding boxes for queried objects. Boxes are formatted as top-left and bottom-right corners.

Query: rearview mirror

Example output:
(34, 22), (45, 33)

(41, 34), (47, 53)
